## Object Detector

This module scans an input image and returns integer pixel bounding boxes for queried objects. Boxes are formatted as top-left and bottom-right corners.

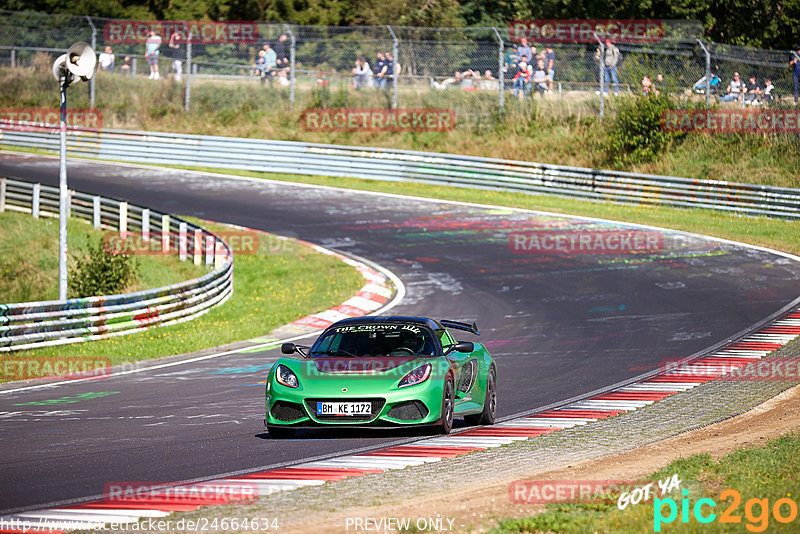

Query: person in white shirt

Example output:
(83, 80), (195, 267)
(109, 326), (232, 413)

(721, 72), (744, 102)
(98, 46), (115, 73)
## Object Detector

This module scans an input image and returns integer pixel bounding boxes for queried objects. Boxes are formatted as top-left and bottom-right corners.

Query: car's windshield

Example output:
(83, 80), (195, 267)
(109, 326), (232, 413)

(309, 323), (437, 358)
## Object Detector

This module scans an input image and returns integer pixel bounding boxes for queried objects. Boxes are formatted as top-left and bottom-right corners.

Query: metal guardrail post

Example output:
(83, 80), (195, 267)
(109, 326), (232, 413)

(86, 16), (96, 107)
(697, 39), (711, 108)
(285, 24), (296, 109)
(492, 27), (504, 114)
(142, 208), (150, 241)
(387, 25), (398, 109)
(162, 214), (170, 252)
(193, 228), (202, 265)
(119, 201), (128, 234)
(93, 195), (100, 228)
(32, 183), (40, 218)
(179, 221), (188, 261)
(184, 30), (192, 113)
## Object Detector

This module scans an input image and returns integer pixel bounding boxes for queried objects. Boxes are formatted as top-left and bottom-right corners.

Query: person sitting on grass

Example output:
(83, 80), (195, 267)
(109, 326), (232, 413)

(721, 72), (744, 102)
(532, 59), (548, 96)
(763, 78), (775, 103)
(744, 74), (762, 104)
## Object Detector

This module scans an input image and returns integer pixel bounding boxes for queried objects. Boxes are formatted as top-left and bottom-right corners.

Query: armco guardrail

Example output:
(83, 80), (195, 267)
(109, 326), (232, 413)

(0, 177), (233, 352)
(1, 122), (799, 219)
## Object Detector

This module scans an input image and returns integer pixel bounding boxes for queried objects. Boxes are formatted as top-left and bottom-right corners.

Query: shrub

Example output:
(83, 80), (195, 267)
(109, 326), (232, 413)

(605, 94), (684, 168)
(69, 237), (139, 298)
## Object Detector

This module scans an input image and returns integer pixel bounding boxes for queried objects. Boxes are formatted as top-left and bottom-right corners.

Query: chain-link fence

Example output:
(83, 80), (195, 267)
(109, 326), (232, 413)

(1, 10), (799, 129)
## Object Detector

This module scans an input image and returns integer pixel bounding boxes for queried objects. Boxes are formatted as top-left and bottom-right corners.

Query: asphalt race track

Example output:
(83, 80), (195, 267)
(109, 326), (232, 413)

(1, 153), (799, 513)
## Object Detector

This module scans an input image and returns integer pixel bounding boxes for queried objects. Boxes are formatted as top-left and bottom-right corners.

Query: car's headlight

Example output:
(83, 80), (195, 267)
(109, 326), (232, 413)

(399, 363), (431, 388)
(275, 364), (299, 388)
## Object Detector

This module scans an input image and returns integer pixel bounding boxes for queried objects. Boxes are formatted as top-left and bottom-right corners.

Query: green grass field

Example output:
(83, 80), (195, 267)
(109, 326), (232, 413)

(493, 431), (800, 533)
(3, 216), (365, 373)
(0, 210), (202, 303)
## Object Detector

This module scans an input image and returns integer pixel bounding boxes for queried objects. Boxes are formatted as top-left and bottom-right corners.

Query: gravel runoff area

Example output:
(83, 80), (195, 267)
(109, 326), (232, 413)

(147, 336), (800, 533)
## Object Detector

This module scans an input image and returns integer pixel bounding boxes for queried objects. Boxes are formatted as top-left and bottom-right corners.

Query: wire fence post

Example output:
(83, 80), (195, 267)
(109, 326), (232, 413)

(492, 27), (504, 114)
(10, 47), (15, 69)
(387, 25), (398, 109)
(595, 34), (605, 119)
(184, 30), (192, 113)
(285, 24), (296, 109)
(86, 16), (96, 107)
(697, 39), (711, 108)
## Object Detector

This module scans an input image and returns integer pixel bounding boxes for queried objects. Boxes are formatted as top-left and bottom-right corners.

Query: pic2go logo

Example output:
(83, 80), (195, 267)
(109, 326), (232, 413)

(654, 489), (798, 532)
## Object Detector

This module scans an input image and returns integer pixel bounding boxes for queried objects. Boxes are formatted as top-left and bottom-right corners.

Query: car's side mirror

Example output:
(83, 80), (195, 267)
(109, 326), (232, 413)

(452, 341), (474, 353)
(281, 343), (297, 354)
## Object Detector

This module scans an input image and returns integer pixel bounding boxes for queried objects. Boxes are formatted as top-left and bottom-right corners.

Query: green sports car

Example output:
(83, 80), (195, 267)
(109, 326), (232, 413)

(264, 316), (497, 438)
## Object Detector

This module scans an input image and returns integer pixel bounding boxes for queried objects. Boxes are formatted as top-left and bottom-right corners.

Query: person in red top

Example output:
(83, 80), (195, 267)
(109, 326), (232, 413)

(512, 55), (532, 100)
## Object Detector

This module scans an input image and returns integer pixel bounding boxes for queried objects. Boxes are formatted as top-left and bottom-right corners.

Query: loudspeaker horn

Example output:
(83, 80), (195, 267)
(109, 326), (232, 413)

(65, 42), (96, 81)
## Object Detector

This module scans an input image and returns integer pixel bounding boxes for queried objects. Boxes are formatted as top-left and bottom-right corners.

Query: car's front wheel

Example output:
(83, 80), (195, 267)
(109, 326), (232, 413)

(437, 376), (455, 434)
(267, 425), (296, 439)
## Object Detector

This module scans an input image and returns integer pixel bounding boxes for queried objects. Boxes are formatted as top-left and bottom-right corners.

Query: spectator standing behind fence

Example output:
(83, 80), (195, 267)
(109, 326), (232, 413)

(353, 57), (371, 89)
(263, 44), (277, 85)
(512, 56), (532, 100)
(120, 55), (131, 75)
(384, 51), (398, 90)
(98, 45), (115, 73)
(544, 46), (555, 93)
(517, 38), (532, 67)
(641, 75), (659, 96)
(373, 52), (386, 89)
(274, 34), (290, 71)
(533, 59), (547, 96)
(481, 70), (497, 91)
(792, 46), (800, 104)
(602, 38), (620, 96)
(721, 72), (744, 102)
(145, 30), (162, 80)
(168, 31), (183, 81)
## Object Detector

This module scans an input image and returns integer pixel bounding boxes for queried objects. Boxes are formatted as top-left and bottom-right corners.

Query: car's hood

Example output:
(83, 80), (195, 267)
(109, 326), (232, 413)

(309, 356), (421, 374)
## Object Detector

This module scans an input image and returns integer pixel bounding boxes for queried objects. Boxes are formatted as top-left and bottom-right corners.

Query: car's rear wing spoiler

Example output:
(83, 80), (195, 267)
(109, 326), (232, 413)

(440, 320), (480, 336)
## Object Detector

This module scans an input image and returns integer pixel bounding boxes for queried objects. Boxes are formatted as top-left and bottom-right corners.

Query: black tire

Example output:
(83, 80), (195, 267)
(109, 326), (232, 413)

(437, 376), (455, 434)
(267, 425), (295, 439)
(465, 366), (497, 426)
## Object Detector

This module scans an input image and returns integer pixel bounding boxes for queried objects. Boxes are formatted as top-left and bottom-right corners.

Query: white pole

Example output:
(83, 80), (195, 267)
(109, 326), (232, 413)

(141, 208), (150, 242)
(119, 201), (128, 236)
(92, 195), (101, 228)
(179, 222), (187, 261)
(32, 183), (41, 219)
(193, 229), (202, 265)
(161, 214), (171, 252)
(0, 178), (6, 212)
(58, 76), (68, 299)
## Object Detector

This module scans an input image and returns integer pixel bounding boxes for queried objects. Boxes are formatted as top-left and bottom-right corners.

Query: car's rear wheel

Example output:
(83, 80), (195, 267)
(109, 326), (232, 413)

(437, 376), (455, 434)
(267, 425), (296, 439)
(465, 366), (496, 426)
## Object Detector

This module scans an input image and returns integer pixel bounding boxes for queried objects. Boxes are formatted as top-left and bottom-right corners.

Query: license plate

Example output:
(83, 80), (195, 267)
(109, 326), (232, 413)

(316, 401), (372, 416)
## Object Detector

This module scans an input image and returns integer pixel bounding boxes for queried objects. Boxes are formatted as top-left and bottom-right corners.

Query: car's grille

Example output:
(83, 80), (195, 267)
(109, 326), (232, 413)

(305, 398), (385, 422)
(387, 400), (429, 421)
(271, 401), (306, 422)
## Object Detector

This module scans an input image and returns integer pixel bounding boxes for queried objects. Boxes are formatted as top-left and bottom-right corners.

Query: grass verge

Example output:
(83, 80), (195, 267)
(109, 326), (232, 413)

(0, 210), (202, 302)
(6, 217), (365, 370)
(492, 431), (800, 533)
